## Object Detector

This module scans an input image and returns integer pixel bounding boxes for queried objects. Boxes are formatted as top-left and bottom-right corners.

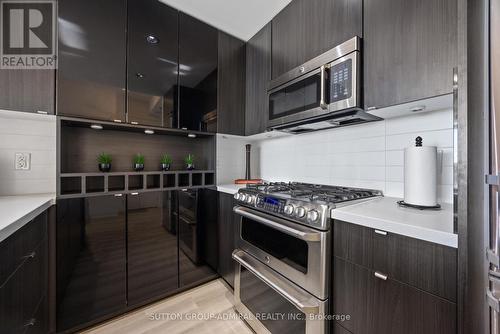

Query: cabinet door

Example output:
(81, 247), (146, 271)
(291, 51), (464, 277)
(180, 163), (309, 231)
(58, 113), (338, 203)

(272, 0), (362, 78)
(217, 32), (246, 135)
(56, 196), (126, 332)
(127, 191), (178, 306)
(178, 189), (218, 288)
(0, 69), (55, 115)
(363, 0), (457, 109)
(57, 0), (126, 122)
(127, 0), (178, 127)
(178, 13), (218, 132)
(245, 23), (271, 136)
(217, 192), (238, 288)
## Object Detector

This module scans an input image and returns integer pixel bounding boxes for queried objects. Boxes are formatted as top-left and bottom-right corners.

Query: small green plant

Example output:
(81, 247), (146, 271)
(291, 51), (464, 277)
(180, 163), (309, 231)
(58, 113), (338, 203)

(184, 154), (195, 165)
(160, 153), (173, 165)
(134, 153), (145, 164)
(97, 153), (112, 164)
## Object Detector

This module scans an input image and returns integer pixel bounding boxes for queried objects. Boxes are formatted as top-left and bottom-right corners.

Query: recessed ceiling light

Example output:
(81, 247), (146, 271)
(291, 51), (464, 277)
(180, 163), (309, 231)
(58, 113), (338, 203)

(409, 105), (426, 113)
(90, 124), (103, 130)
(144, 129), (155, 135)
(188, 133), (196, 138)
(136, 72), (144, 79)
(146, 35), (159, 44)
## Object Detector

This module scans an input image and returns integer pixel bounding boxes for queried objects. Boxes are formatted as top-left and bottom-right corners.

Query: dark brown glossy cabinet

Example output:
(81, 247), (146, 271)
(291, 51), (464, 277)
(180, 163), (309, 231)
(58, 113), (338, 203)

(333, 221), (457, 334)
(178, 13), (218, 132)
(363, 0), (457, 109)
(271, 0), (362, 79)
(127, 0), (179, 127)
(245, 23), (272, 136)
(56, 196), (127, 332)
(217, 192), (239, 288)
(217, 32), (246, 136)
(57, 0), (127, 122)
(0, 210), (48, 334)
(0, 69), (55, 115)
(127, 191), (178, 306)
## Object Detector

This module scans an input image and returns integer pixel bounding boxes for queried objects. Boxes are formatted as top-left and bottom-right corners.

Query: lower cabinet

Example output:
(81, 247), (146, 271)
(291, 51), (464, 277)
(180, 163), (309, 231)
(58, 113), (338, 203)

(0, 210), (49, 334)
(56, 190), (218, 331)
(332, 221), (457, 334)
(56, 196), (127, 332)
(217, 192), (239, 288)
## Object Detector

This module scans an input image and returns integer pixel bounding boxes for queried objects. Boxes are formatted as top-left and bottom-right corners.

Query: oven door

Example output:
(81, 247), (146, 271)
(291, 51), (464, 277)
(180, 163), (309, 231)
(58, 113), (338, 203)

(234, 206), (330, 299)
(233, 249), (328, 334)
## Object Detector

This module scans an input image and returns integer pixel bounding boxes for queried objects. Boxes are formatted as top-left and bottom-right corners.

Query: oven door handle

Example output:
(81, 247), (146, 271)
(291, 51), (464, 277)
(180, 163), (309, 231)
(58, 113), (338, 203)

(233, 249), (322, 315)
(233, 206), (322, 242)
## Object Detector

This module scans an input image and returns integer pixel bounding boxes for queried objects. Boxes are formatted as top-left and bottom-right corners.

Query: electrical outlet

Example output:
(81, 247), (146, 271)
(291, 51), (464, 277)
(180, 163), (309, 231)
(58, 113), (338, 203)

(15, 153), (31, 170)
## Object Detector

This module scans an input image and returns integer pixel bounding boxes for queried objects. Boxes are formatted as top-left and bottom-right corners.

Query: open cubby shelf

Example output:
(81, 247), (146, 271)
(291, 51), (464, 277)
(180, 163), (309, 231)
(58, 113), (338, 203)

(58, 170), (216, 198)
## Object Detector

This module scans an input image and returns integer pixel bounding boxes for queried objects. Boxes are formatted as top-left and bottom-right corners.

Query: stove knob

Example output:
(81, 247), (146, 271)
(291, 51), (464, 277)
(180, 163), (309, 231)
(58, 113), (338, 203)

(284, 204), (294, 215)
(306, 210), (319, 223)
(240, 194), (247, 202)
(246, 195), (255, 204)
(234, 193), (240, 200)
(295, 206), (306, 218)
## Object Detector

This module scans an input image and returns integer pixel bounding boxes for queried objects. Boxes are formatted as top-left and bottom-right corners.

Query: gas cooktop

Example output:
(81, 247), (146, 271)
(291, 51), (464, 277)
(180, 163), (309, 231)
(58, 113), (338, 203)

(234, 182), (383, 231)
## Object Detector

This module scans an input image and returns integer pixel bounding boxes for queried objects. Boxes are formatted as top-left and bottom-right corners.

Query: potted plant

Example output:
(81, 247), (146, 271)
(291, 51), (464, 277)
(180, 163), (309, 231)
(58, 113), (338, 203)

(160, 153), (173, 171)
(97, 153), (112, 172)
(133, 153), (145, 171)
(184, 154), (195, 170)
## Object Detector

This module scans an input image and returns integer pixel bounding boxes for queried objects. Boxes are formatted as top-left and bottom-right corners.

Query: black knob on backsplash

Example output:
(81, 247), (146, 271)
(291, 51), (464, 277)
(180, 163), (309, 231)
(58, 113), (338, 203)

(415, 136), (423, 147)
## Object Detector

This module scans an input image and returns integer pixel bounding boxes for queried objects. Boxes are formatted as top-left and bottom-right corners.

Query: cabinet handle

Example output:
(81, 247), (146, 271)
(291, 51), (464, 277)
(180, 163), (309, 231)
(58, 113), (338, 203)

(374, 271), (388, 281)
(36, 110), (48, 115)
(114, 194), (123, 197)
(366, 106), (377, 111)
(130, 121), (139, 125)
(374, 229), (387, 236)
(24, 318), (36, 327)
(22, 251), (36, 259)
(113, 119), (122, 123)
(131, 192), (139, 196)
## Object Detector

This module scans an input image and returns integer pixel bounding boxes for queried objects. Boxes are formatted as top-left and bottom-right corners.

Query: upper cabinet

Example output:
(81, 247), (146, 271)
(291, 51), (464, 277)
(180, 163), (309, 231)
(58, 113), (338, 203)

(271, 0), (362, 79)
(245, 23), (272, 136)
(178, 13), (218, 132)
(363, 0), (457, 110)
(127, 0), (178, 128)
(217, 32), (246, 136)
(58, 0), (127, 122)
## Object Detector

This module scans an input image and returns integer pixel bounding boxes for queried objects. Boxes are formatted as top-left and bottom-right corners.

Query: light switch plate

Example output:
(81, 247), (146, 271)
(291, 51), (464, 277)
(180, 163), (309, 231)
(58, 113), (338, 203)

(15, 153), (31, 170)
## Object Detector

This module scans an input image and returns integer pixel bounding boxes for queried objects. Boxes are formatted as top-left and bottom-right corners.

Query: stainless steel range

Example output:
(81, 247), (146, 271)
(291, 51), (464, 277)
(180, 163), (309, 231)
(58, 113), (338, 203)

(232, 182), (382, 334)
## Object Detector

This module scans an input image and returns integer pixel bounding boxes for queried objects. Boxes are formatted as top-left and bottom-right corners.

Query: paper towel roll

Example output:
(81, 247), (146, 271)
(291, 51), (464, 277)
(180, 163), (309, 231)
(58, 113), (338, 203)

(404, 146), (438, 207)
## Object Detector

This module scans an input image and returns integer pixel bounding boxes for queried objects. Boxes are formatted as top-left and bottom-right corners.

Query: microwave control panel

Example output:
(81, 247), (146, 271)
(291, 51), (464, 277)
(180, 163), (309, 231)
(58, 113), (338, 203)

(330, 58), (352, 102)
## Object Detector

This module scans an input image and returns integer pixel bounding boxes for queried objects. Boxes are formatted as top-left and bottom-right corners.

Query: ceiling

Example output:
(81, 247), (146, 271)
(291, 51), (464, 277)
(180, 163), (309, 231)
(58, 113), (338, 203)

(159, 0), (293, 41)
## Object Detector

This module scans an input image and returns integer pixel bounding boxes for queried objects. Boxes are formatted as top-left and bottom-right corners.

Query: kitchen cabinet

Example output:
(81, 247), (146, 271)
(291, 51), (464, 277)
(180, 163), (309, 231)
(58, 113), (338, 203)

(127, 0), (178, 127)
(245, 23), (272, 136)
(271, 0), (362, 79)
(332, 220), (457, 334)
(178, 189), (218, 288)
(57, 0), (127, 122)
(363, 0), (457, 110)
(0, 69), (55, 115)
(178, 13), (218, 132)
(127, 191), (178, 306)
(56, 196), (127, 332)
(0, 210), (48, 334)
(217, 192), (239, 288)
(217, 32), (246, 136)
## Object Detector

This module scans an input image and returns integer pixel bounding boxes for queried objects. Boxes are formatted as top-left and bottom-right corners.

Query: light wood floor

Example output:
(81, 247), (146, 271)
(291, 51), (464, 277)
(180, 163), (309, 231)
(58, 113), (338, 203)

(80, 279), (254, 334)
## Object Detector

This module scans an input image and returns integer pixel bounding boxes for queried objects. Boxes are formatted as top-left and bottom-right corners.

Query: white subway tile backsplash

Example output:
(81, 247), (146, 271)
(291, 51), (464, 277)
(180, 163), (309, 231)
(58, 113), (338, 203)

(0, 110), (56, 196)
(216, 109), (454, 203)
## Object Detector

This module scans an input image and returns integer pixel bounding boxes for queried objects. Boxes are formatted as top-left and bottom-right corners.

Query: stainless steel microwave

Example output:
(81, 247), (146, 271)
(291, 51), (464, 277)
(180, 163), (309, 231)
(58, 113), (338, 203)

(267, 36), (378, 133)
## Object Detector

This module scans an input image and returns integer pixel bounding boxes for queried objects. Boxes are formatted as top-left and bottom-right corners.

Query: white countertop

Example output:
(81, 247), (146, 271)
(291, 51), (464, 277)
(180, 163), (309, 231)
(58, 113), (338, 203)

(217, 184), (246, 195)
(0, 194), (56, 243)
(332, 196), (457, 248)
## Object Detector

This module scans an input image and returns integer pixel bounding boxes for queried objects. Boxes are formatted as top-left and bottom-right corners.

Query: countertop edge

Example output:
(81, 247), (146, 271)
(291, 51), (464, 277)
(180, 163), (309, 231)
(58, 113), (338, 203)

(331, 209), (458, 248)
(217, 184), (245, 195)
(0, 196), (55, 243)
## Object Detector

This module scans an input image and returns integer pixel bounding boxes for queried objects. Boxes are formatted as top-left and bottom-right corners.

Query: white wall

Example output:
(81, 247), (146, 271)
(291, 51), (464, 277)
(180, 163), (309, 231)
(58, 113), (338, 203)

(0, 110), (56, 196)
(217, 109), (454, 203)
